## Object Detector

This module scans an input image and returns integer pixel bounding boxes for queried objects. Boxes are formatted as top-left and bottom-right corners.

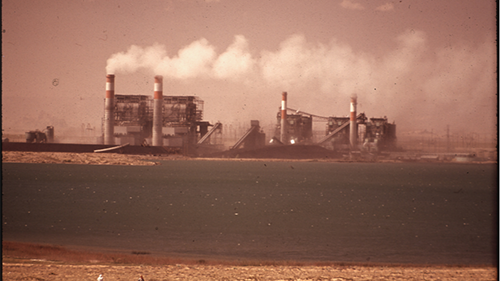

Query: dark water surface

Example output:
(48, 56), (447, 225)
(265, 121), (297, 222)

(2, 161), (497, 265)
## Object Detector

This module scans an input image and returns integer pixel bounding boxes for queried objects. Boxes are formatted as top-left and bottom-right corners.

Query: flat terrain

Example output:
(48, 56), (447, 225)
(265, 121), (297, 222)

(3, 261), (497, 281)
(2, 151), (167, 165)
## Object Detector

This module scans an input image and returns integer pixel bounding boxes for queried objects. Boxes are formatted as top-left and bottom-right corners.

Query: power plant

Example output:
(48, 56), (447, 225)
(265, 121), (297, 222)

(103, 75), (218, 152)
(99, 74), (398, 157)
(5, 72), (493, 162)
(274, 94), (396, 154)
(13, 74), (398, 158)
(11, 72), (460, 160)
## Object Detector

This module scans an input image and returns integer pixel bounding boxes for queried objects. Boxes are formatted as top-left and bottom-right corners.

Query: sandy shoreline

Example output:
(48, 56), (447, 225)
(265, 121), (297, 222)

(1, 151), (164, 166)
(3, 241), (498, 281)
(2, 151), (495, 165)
(3, 261), (497, 281)
(0, 150), (360, 165)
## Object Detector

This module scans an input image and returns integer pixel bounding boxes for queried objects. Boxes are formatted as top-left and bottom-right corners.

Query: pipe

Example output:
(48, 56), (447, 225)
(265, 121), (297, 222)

(152, 75), (163, 146)
(350, 95), (357, 149)
(104, 74), (115, 145)
(280, 91), (287, 144)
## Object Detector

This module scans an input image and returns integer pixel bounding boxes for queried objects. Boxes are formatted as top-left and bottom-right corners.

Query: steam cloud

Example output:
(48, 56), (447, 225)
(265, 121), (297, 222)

(106, 35), (254, 80)
(106, 31), (496, 134)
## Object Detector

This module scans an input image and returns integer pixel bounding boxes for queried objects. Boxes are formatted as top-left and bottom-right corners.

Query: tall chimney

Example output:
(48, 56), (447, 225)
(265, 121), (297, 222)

(104, 74), (115, 145)
(350, 95), (357, 149)
(280, 91), (287, 144)
(152, 75), (163, 146)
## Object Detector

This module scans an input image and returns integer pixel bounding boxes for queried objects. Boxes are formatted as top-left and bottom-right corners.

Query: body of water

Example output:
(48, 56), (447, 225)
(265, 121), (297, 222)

(2, 160), (497, 265)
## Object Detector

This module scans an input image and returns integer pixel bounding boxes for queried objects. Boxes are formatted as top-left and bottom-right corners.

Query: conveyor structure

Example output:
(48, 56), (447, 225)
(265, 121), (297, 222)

(197, 122), (222, 145)
(231, 120), (265, 150)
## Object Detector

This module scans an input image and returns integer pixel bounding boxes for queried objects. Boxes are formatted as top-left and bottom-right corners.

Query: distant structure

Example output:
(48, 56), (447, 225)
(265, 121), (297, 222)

(275, 110), (313, 145)
(101, 76), (396, 154)
(231, 120), (266, 150)
(349, 95), (357, 149)
(103, 75), (218, 149)
(362, 117), (397, 152)
(104, 74), (115, 145)
(275, 93), (397, 152)
(280, 92), (288, 144)
(25, 126), (54, 143)
(152, 75), (163, 146)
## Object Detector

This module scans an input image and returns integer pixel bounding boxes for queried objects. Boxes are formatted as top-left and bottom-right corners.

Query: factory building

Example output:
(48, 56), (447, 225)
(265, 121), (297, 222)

(274, 93), (397, 152)
(275, 112), (313, 145)
(231, 120), (266, 150)
(102, 75), (395, 154)
(103, 75), (216, 148)
(362, 117), (397, 152)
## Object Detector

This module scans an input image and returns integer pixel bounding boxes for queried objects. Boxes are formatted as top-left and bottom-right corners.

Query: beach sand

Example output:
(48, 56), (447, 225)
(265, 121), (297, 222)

(3, 237), (497, 280)
(1, 151), (163, 166)
(3, 261), (497, 281)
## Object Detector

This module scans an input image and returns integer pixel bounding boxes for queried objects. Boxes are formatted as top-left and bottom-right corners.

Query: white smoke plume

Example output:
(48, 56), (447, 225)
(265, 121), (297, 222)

(106, 36), (254, 80)
(105, 31), (496, 134)
(154, 38), (216, 79)
(105, 32), (431, 91)
(213, 35), (255, 80)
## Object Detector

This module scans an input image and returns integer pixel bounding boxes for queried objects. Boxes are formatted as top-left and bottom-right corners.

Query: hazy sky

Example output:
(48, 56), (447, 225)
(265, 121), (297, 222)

(2, 0), (497, 137)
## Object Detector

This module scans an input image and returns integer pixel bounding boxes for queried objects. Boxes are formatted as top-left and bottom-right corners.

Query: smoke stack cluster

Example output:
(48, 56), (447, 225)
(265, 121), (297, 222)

(104, 74), (115, 145)
(350, 95), (357, 149)
(280, 92), (287, 144)
(104, 74), (165, 146)
(152, 75), (163, 146)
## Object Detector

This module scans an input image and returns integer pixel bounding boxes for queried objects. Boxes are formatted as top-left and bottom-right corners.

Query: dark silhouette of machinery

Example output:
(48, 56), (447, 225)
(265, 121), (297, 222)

(25, 126), (54, 143)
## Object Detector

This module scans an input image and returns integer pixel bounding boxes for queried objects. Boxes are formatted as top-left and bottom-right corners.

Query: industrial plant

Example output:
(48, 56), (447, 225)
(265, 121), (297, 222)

(274, 93), (397, 153)
(9, 74), (399, 158)
(100, 74), (397, 158)
(5, 73), (493, 162)
(103, 75), (221, 149)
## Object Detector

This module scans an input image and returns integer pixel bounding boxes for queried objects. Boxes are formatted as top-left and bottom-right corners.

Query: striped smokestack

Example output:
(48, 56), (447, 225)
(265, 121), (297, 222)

(349, 94), (357, 149)
(280, 91), (287, 144)
(152, 75), (163, 146)
(104, 74), (115, 145)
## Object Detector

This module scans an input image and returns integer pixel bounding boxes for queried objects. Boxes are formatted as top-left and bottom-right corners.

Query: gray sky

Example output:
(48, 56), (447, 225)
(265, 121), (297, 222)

(2, 0), (497, 137)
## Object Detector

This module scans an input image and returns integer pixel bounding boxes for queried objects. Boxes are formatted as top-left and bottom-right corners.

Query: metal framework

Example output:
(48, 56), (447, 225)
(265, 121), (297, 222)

(113, 95), (203, 127)
(114, 95), (150, 126)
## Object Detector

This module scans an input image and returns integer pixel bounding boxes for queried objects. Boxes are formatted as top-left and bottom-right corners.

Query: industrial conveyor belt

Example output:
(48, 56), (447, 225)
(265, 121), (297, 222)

(197, 122), (222, 145)
(231, 126), (258, 150)
(316, 113), (367, 144)
(316, 122), (350, 144)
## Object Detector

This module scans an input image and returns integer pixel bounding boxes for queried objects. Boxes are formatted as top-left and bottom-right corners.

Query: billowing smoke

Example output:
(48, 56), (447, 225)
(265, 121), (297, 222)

(212, 35), (255, 81)
(105, 31), (432, 94)
(106, 35), (255, 80)
(105, 31), (496, 135)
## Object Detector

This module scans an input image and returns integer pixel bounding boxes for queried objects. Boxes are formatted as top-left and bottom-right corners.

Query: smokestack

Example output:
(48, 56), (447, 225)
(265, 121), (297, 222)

(350, 95), (357, 149)
(104, 74), (115, 145)
(280, 91), (287, 144)
(152, 75), (163, 146)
